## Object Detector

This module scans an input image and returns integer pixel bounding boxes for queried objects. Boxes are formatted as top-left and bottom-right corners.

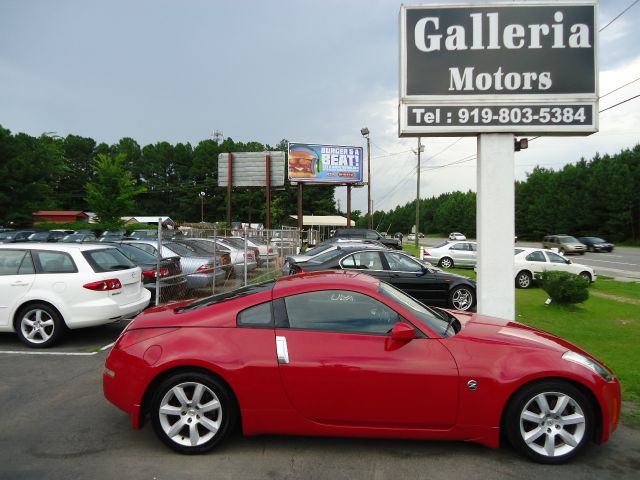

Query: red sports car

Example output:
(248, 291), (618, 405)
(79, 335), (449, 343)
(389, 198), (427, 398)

(103, 271), (620, 464)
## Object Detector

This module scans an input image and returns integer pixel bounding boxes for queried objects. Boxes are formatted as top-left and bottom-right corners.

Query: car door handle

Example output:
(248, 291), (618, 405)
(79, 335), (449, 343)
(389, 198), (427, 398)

(276, 336), (289, 364)
(11, 281), (30, 286)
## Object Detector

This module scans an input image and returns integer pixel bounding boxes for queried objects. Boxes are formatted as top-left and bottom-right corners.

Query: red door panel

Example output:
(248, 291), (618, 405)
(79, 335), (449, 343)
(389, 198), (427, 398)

(276, 329), (459, 429)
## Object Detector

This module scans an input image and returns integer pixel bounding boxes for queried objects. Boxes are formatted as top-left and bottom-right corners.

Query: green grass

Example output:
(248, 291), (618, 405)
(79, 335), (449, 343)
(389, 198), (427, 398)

(403, 244), (640, 425)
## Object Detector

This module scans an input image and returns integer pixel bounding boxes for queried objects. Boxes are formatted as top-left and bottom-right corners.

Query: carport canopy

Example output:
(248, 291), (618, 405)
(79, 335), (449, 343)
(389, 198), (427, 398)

(289, 215), (355, 227)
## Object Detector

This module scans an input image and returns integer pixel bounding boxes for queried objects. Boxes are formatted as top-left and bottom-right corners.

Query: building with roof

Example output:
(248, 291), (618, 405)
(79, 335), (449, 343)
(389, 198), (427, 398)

(32, 211), (90, 224)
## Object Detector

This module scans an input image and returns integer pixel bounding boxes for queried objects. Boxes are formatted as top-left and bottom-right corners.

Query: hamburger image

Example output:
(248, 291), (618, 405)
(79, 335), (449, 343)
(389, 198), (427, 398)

(288, 149), (318, 179)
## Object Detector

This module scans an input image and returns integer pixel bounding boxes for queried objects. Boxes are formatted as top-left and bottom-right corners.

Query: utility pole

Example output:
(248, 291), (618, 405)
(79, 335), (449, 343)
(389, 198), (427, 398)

(361, 127), (371, 229)
(414, 138), (424, 249)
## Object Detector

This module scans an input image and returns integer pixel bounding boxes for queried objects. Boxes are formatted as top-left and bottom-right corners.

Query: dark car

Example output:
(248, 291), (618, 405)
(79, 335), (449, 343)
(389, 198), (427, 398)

(577, 237), (615, 253)
(27, 231), (68, 242)
(288, 247), (476, 311)
(0, 230), (36, 243)
(330, 229), (401, 250)
(99, 229), (127, 242)
(99, 242), (187, 305)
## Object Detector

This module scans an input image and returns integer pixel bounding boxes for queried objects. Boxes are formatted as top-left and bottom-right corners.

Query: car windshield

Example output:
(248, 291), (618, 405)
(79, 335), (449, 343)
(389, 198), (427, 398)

(378, 282), (453, 337)
(116, 243), (157, 263)
(165, 241), (203, 256)
(303, 243), (334, 257)
(559, 236), (580, 243)
(587, 237), (605, 243)
(307, 248), (347, 264)
(0, 232), (14, 240)
(176, 279), (277, 312)
(222, 237), (247, 249)
(433, 241), (449, 248)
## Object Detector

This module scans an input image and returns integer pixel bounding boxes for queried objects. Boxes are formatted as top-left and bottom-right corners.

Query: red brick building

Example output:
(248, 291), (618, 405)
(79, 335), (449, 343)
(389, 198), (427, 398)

(32, 211), (89, 224)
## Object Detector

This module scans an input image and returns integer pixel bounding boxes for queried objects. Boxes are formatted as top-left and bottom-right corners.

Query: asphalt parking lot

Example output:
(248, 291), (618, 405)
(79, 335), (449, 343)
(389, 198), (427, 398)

(1, 323), (639, 480)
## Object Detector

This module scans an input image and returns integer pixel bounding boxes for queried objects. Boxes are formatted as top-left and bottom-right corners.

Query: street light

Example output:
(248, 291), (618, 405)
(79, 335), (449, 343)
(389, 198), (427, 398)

(412, 139), (424, 249)
(361, 127), (371, 229)
(199, 191), (205, 222)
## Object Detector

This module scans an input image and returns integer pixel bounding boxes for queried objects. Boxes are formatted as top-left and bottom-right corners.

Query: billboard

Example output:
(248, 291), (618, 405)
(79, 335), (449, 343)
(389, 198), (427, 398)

(399, 1), (598, 136)
(218, 151), (285, 187)
(288, 143), (364, 183)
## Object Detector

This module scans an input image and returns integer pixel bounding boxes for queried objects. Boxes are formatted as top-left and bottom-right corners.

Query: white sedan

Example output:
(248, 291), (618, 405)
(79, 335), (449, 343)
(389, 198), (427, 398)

(421, 241), (477, 269)
(0, 244), (150, 347)
(448, 232), (466, 241)
(514, 247), (596, 288)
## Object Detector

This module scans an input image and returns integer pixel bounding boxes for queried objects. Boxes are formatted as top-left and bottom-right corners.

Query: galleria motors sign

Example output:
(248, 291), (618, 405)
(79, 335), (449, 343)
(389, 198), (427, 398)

(399, 1), (598, 136)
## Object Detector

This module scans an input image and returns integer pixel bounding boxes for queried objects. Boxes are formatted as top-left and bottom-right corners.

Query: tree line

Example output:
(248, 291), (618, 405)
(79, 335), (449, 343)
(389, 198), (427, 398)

(0, 125), (337, 228)
(358, 144), (640, 242)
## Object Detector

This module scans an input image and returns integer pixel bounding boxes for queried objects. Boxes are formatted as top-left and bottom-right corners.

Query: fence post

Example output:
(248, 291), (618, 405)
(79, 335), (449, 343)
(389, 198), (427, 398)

(155, 218), (162, 306)
(243, 225), (248, 286)
(212, 225), (217, 295)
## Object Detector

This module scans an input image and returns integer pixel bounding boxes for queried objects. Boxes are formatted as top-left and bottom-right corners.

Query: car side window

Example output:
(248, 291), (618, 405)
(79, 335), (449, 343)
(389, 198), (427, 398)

(284, 290), (400, 335)
(525, 251), (546, 262)
(450, 243), (465, 250)
(546, 251), (568, 264)
(0, 250), (34, 275)
(365, 231), (379, 240)
(384, 252), (423, 272)
(341, 251), (383, 270)
(237, 301), (273, 328)
(33, 251), (78, 273)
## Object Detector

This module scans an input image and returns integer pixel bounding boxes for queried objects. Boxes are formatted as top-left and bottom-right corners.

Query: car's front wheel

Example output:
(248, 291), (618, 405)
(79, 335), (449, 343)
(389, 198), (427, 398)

(579, 271), (592, 283)
(151, 372), (236, 454)
(505, 381), (593, 464)
(449, 286), (475, 311)
(15, 303), (64, 348)
(516, 271), (533, 289)
(439, 257), (454, 269)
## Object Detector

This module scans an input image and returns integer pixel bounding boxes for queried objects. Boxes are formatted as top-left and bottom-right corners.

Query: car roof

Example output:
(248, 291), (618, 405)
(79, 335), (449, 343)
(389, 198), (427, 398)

(0, 243), (114, 252)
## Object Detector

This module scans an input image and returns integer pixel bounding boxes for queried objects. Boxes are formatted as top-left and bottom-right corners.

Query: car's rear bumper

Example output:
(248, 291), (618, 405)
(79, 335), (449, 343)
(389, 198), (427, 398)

(66, 290), (151, 328)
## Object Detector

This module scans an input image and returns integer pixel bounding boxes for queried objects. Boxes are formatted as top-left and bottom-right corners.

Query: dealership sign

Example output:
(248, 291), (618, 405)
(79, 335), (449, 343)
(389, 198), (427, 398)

(399, 1), (598, 136)
(288, 142), (364, 183)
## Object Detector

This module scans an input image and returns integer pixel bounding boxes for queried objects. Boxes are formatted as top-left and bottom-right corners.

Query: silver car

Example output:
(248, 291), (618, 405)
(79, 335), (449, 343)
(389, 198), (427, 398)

(122, 240), (225, 290)
(421, 241), (477, 269)
(181, 238), (257, 276)
(282, 240), (387, 275)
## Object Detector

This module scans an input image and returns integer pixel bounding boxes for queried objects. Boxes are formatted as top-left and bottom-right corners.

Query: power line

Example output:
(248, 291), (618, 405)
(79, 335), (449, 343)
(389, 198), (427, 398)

(599, 0), (640, 32)
(599, 93), (640, 113)
(599, 76), (640, 99)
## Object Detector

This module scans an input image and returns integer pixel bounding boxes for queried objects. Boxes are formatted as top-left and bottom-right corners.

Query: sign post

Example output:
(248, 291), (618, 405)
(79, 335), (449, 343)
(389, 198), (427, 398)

(400, 1), (598, 320)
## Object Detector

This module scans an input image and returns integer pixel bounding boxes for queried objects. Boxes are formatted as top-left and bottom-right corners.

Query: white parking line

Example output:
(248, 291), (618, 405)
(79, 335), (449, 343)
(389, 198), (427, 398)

(582, 259), (639, 267)
(100, 342), (115, 351)
(0, 350), (98, 356)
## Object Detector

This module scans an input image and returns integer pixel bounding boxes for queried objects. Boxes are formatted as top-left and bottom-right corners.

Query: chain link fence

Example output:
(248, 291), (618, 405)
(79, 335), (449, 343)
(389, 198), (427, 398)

(140, 223), (302, 305)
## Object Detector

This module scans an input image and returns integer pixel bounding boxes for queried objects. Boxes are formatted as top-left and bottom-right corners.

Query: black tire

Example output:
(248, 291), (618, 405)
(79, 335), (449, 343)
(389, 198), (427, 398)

(449, 285), (475, 311)
(151, 372), (236, 454)
(439, 257), (454, 269)
(579, 271), (592, 284)
(15, 303), (64, 348)
(588, 246), (594, 253)
(559, 248), (566, 255)
(504, 380), (593, 464)
(516, 271), (533, 289)
(579, 252), (585, 256)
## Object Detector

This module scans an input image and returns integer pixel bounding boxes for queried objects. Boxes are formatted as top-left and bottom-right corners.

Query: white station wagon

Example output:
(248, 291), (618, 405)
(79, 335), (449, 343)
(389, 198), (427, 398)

(0, 243), (150, 347)
(514, 247), (596, 289)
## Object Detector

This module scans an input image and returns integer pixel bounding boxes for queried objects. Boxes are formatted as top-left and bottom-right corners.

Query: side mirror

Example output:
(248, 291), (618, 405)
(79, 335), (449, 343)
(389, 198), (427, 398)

(390, 322), (416, 341)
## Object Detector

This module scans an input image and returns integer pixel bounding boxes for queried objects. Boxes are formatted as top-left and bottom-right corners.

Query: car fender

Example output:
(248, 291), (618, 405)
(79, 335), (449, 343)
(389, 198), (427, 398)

(10, 290), (70, 329)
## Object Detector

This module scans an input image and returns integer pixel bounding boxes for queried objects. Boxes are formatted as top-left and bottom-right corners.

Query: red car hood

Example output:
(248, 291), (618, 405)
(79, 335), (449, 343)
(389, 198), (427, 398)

(448, 310), (592, 357)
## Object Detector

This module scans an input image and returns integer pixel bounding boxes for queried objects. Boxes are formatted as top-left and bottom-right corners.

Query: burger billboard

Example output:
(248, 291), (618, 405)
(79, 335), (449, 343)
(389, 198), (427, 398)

(288, 143), (364, 183)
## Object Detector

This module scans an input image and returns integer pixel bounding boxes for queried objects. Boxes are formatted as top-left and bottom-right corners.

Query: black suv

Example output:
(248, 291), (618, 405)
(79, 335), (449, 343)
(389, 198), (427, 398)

(331, 229), (401, 250)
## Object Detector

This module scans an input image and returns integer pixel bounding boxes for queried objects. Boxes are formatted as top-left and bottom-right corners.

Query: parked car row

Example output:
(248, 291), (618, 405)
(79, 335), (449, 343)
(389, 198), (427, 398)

(543, 234), (614, 254)
(421, 241), (596, 288)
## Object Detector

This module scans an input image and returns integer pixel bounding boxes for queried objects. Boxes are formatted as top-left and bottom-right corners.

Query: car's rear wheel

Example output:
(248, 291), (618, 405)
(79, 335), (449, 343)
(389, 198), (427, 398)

(151, 372), (236, 454)
(449, 286), (475, 311)
(579, 271), (592, 283)
(516, 271), (532, 289)
(15, 303), (63, 348)
(505, 381), (593, 464)
(439, 257), (454, 269)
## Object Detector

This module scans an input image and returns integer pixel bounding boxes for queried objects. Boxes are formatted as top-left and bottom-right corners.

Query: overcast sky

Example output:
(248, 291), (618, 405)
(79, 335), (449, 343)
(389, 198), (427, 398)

(1, 0), (639, 214)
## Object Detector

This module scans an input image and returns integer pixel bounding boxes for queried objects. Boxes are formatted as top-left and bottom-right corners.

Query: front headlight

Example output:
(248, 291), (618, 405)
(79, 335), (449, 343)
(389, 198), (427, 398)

(563, 351), (613, 381)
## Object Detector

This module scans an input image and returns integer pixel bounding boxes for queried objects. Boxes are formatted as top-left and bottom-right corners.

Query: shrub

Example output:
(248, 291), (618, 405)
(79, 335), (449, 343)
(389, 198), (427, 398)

(538, 270), (590, 304)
